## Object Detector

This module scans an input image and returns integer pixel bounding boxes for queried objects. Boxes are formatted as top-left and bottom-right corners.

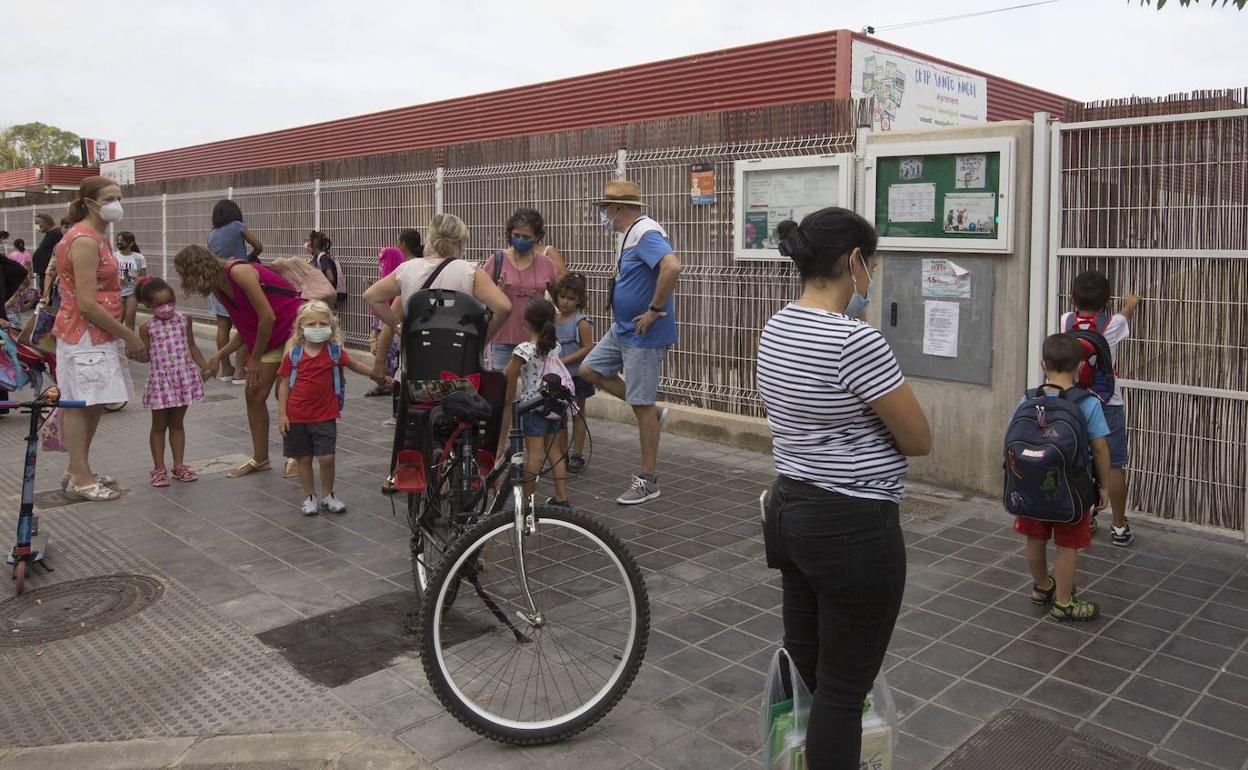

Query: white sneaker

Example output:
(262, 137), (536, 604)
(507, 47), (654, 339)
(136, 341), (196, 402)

(300, 496), (320, 516)
(321, 493), (347, 514)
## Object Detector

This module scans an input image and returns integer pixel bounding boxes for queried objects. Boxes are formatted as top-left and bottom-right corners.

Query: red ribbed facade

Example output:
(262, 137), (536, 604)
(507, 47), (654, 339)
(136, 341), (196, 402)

(0, 165), (98, 193)
(125, 30), (1071, 183)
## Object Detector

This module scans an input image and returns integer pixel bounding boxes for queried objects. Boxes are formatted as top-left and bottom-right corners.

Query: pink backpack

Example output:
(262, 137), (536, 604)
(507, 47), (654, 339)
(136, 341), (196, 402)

(540, 350), (575, 419)
(269, 257), (336, 304)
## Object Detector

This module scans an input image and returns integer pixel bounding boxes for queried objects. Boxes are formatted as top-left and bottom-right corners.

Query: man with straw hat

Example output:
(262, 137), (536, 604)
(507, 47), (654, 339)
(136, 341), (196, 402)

(581, 179), (682, 505)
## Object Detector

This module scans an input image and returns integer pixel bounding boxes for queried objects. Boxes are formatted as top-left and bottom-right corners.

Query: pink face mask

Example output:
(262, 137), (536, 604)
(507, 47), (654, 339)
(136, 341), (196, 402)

(153, 303), (177, 320)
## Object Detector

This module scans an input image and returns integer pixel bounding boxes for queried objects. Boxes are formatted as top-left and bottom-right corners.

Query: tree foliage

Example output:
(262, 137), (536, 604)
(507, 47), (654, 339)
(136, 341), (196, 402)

(0, 122), (80, 171)
(1138, 0), (1246, 8)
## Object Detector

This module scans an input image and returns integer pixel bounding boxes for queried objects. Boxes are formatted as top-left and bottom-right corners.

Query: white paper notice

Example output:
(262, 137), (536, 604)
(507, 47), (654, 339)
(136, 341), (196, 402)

(921, 259), (972, 299)
(746, 177), (771, 208)
(923, 300), (960, 358)
(888, 183), (936, 223)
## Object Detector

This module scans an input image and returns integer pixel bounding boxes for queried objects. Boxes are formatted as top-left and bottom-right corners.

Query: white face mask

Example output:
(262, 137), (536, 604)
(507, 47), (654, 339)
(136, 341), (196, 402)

(97, 200), (124, 223)
(303, 326), (332, 343)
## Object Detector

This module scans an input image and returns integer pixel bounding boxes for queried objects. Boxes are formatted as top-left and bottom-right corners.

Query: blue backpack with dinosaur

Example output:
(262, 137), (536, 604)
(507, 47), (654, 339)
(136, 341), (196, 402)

(1003, 385), (1097, 523)
(288, 343), (344, 411)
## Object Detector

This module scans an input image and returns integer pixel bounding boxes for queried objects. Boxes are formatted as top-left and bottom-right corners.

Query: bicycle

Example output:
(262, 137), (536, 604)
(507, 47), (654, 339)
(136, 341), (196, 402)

(411, 374), (649, 745)
(4, 388), (86, 595)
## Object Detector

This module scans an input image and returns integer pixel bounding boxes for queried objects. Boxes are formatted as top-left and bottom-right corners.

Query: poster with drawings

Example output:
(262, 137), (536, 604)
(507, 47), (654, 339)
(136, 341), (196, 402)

(955, 154), (986, 189)
(899, 157), (923, 181)
(942, 193), (996, 233)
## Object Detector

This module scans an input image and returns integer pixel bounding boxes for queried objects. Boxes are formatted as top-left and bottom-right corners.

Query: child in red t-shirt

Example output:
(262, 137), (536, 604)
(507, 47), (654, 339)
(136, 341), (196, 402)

(278, 301), (379, 515)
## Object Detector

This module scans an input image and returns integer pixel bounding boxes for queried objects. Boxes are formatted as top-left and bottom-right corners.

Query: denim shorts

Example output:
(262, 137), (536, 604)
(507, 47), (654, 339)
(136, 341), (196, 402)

(522, 412), (565, 437)
(490, 343), (517, 372)
(572, 375), (596, 400)
(1102, 404), (1128, 468)
(581, 326), (669, 406)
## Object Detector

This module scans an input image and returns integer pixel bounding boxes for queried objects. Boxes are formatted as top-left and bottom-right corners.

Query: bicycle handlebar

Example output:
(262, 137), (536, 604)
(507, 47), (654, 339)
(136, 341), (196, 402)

(515, 375), (573, 419)
(0, 398), (86, 410)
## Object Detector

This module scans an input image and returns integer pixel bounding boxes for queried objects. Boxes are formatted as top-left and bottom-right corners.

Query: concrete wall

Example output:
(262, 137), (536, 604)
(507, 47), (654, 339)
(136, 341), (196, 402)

(866, 121), (1034, 496)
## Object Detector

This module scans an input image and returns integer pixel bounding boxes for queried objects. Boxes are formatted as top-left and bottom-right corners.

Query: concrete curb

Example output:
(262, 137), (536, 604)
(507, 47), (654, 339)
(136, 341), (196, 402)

(0, 731), (431, 769)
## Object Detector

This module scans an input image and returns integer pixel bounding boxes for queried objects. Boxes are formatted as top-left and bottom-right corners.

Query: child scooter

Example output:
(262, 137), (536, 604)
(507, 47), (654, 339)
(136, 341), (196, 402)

(4, 387), (85, 595)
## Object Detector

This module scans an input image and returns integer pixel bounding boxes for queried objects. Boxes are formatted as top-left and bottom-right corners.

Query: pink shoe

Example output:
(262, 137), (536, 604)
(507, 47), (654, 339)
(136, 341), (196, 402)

(171, 464), (198, 482)
(150, 467), (171, 487)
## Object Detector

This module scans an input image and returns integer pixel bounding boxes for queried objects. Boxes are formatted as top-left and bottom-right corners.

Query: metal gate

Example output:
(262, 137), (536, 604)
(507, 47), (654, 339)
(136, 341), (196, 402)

(1048, 108), (1248, 537)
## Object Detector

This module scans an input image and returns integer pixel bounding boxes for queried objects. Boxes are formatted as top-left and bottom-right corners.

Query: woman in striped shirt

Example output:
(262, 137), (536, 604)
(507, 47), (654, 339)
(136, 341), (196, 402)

(757, 207), (931, 769)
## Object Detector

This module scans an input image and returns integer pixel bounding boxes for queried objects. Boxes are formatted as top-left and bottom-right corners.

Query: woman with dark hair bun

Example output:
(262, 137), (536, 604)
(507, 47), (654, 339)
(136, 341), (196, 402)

(756, 207), (931, 769)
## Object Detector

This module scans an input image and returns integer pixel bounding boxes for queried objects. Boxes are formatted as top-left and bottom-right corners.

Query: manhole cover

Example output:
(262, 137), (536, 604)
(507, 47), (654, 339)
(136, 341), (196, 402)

(0, 574), (164, 646)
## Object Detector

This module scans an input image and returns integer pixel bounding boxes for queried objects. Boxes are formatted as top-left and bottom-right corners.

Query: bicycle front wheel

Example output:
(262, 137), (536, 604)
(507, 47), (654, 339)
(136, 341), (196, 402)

(419, 506), (649, 745)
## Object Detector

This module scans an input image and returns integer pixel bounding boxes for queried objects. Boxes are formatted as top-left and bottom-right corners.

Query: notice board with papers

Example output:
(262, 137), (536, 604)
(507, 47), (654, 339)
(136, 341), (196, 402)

(733, 154), (855, 261)
(864, 137), (1015, 253)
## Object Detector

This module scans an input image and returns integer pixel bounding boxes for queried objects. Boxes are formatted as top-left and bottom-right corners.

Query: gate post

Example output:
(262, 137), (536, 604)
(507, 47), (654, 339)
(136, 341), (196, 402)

(227, 185), (233, 200)
(1045, 121), (1063, 337)
(616, 149), (627, 180)
(434, 167), (444, 214)
(1027, 112), (1051, 384)
(313, 179), (321, 231)
(161, 193), (168, 279)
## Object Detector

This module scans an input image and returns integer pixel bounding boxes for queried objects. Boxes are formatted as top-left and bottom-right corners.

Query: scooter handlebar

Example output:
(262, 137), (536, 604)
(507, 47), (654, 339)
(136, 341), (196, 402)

(0, 398), (87, 409)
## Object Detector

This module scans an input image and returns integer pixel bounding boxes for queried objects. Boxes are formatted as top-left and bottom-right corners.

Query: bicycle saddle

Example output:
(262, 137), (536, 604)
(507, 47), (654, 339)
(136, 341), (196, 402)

(438, 390), (492, 422)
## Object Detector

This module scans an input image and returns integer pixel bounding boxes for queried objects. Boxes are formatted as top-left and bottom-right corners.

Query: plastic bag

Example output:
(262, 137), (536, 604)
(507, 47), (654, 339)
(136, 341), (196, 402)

(40, 407), (67, 452)
(760, 648), (901, 770)
(760, 648), (811, 770)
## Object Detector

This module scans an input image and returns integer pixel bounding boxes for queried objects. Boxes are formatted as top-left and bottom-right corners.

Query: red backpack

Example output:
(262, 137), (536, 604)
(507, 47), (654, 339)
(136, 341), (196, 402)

(1062, 311), (1117, 404)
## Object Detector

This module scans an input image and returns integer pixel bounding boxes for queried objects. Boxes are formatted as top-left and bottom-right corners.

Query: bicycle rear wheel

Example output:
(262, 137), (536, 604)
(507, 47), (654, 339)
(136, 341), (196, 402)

(419, 506), (648, 745)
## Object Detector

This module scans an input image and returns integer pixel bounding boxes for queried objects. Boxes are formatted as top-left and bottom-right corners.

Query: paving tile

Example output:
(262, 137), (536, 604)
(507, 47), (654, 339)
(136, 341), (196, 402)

(1188, 695), (1248, 738)
(698, 665), (765, 703)
(921, 592), (984, 619)
(1090, 697), (1178, 744)
(1159, 575), (1222, 600)
(970, 606), (1039, 637)
(698, 707), (761, 757)
(1121, 603), (1188, 632)
(1088, 577), (1152, 601)
(888, 661), (957, 700)
(656, 686), (737, 729)
(1146, 588), (1205, 615)
(1025, 677), (1107, 719)
(602, 707), (691, 755)
(1180, 618), (1247, 650)
(331, 668), (414, 709)
(1160, 635), (1235, 669)
(645, 730), (745, 770)
(929, 557), (984, 579)
(1118, 675), (1199, 716)
(1052, 657), (1132, 695)
(1174, 562), (1235, 586)
(1225, 653), (1248, 679)
(1163, 721), (1248, 770)
(1076, 635), (1153, 672)
(965, 659), (1044, 695)
(933, 680), (1015, 721)
(941, 625), (1012, 656)
(1099, 619), (1172, 650)
(658, 613), (727, 644)
(900, 704), (983, 750)
(910, 642), (986, 677)
(732, 612), (782, 642)
(1149, 748), (1223, 770)
(996, 639), (1071, 674)
(1210, 585), (1248, 610)
(655, 645), (732, 684)
(944, 579), (1009, 607)
(1197, 602), (1248, 631)
(887, 627), (937, 657)
(896, 609), (961, 639)
(896, 733), (951, 770)
(1138, 655), (1217, 692)
(520, 731), (640, 770)
(1208, 672), (1248, 707)
(1019, 622), (1093, 654)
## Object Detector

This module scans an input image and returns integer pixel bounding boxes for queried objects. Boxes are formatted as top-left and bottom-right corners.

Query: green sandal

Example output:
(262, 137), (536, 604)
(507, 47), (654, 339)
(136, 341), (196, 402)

(1031, 576), (1078, 605)
(1050, 597), (1099, 622)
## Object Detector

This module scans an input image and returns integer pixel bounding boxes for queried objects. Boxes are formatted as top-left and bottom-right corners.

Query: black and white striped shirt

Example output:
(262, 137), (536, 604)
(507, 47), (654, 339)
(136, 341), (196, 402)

(757, 304), (908, 502)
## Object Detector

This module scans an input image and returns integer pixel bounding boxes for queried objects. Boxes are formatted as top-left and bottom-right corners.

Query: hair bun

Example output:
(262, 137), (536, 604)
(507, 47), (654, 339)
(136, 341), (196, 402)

(776, 221), (813, 261)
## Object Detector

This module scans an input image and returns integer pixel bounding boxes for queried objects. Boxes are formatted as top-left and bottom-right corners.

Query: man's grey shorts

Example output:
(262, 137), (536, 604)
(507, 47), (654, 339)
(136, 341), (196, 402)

(581, 326), (669, 406)
(283, 420), (337, 458)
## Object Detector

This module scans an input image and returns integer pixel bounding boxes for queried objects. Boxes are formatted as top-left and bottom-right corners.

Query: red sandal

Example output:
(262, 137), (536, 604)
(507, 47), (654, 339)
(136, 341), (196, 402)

(150, 467), (171, 487)
(171, 464), (199, 482)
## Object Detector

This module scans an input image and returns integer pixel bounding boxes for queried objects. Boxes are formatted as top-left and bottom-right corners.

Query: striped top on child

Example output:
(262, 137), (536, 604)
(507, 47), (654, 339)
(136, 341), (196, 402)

(757, 304), (908, 503)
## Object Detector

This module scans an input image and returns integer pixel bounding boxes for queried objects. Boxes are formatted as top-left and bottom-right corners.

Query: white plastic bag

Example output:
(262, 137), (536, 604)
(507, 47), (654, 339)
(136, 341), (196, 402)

(860, 673), (899, 770)
(760, 648), (811, 770)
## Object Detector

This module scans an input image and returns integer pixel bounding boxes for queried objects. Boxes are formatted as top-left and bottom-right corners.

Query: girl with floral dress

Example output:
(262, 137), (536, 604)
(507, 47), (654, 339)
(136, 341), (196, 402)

(138, 277), (209, 486)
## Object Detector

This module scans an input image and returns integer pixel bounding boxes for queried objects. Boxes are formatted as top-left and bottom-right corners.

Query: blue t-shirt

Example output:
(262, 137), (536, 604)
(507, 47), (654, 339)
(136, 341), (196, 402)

(1017, 389), (1109, 461)
(611, 219), (676, 348)
(208, 221), (250, 261)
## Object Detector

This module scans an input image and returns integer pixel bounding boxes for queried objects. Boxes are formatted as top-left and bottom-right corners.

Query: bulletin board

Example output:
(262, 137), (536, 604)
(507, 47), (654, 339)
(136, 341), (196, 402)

(733, 154), (855, 261)
(864, 137), (1015, 253)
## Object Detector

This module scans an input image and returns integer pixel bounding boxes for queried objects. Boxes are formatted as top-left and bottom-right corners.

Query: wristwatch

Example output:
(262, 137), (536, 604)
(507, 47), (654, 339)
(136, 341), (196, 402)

(649, 304), (663, 314)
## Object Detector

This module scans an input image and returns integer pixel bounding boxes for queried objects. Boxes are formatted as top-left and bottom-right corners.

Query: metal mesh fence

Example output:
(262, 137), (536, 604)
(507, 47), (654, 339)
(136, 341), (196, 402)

(1057, 111), (1248, 534)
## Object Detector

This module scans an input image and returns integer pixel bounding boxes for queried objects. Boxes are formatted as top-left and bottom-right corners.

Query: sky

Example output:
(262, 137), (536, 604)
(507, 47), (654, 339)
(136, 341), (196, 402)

(3, 0), (1246, 158)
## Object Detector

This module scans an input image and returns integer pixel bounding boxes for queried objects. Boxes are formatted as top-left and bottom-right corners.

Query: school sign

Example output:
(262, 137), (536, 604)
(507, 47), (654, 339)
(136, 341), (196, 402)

(851, 41), (988, 132)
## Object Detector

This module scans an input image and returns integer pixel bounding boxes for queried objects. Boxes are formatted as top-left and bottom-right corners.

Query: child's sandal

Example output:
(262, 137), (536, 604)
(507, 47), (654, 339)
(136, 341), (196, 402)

(171, 464), (198, 482)
(150, 467), (171, 487)
(1050, 597), (1099, 622)
(1031, 577), (1056, 605)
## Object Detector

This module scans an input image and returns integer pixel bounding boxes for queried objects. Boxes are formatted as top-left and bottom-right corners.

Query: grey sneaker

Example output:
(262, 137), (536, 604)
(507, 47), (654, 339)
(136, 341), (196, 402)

(617, 474), (660, 505)
(300, 496), (320, 516)
(321, 493), (347, 514)
(545, 497), (573, 511)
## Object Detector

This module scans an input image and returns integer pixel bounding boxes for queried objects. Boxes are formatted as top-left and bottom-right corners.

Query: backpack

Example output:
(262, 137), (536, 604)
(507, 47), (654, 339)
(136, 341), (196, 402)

(1002, 385), (1097, 523)
(269, 256), (337, 304)
(402, 258), (489, 383)
(0, 330), (29, 392)
(314, 252), (349, 304)
(539, 348), (575, 419)
(288, 342), (344, 411)
(1062, 311), (1116, 403)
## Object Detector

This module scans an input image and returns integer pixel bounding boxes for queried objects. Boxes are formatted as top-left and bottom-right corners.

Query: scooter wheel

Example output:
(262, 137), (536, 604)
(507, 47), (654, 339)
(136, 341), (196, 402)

(13, 560), (26, 595)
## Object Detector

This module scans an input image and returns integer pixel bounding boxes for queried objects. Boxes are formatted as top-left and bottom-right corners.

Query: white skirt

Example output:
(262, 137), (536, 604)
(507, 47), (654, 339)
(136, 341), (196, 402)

(55, 335), (135, 406)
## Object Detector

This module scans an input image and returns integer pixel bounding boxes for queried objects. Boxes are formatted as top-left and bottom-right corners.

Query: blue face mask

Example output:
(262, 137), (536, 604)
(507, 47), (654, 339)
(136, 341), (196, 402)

(599, 210), (615, 232)
(510, 236), (534, 253)
(844, 252), (873, 319)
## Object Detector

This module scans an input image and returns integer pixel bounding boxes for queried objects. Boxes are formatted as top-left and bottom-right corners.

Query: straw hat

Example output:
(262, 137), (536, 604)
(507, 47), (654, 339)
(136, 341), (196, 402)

(595, 179), (647, 208)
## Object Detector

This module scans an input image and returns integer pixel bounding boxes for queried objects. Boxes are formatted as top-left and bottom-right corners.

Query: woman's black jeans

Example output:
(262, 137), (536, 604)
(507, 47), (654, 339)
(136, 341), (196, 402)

(763, 476), (907, 770)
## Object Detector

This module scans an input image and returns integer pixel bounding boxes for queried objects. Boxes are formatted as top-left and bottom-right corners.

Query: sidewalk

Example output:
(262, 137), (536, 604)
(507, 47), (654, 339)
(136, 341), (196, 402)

(1, 353), (1246, 769)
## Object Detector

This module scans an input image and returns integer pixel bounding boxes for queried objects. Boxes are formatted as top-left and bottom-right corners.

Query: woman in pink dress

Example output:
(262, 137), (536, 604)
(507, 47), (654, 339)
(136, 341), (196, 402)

(137, 277), (208, 486)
